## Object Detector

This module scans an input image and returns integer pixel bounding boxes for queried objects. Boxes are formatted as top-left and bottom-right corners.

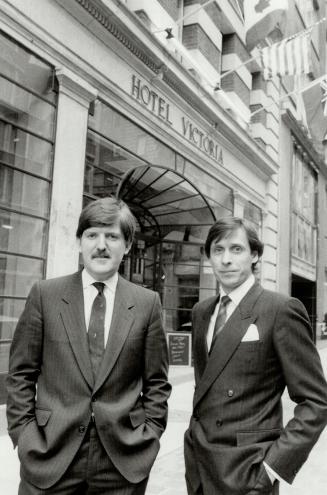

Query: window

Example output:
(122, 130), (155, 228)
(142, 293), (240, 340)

(244, 201), (262, 234)
(291, 142), (317, 265)
(0, 32), (57, 402)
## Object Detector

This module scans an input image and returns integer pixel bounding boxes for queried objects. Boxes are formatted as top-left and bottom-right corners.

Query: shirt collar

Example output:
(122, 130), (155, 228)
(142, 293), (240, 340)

(220, 274), (255, 307)
(82, 268), (118, 294)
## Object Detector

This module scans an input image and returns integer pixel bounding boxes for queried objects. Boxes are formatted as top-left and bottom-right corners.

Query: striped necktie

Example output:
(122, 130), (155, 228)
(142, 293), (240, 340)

(209, 295), (231, 354)
(88, 282), (106, 377)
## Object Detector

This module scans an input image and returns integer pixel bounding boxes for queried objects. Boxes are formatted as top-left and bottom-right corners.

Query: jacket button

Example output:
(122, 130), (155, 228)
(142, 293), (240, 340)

(92, 397), (97, 402)
(216, 419), (223, 427)
(78, 425), (86, 433)
(227, 389), (234, 397)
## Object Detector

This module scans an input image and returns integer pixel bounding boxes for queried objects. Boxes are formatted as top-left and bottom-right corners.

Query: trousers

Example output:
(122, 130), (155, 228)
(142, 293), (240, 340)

(18, 422), (148, 495)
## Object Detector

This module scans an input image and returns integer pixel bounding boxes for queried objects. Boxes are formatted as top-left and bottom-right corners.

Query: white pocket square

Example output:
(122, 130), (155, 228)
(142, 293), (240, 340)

(241, 323), (259, 342)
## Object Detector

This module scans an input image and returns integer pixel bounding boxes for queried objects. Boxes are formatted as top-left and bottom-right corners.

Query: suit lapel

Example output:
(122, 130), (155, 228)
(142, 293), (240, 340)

(60, 272), (94, 390)
(193, 297), (217, 380)
(93, 276), (135, 393)
(194, 283), (263, 408)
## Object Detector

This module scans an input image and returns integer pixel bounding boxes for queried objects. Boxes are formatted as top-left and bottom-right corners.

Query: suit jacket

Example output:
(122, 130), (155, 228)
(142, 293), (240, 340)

(6, 272), (171, 489)
(184, 283), (327, 495)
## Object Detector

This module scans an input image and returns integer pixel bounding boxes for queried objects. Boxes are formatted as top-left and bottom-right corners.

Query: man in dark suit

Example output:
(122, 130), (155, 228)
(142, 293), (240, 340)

(184, 217), (327, 495)
(6, 196), (171, 494)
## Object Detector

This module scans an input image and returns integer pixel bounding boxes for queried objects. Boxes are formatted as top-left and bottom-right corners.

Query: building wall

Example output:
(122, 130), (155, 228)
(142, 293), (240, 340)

(317, 171), (327, 325)
(0, 1), (277, 418)
(7, 0), (327, 412)
(277, 0), (326, 334)
(1, 0), (276, 263)
(1, 0), (325, 319)
(277, 118), (293, 295)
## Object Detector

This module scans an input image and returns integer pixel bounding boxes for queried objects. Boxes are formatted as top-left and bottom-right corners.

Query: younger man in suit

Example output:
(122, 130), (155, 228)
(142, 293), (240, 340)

(184, 217), (327, 495)
(7, 196), (171, 494)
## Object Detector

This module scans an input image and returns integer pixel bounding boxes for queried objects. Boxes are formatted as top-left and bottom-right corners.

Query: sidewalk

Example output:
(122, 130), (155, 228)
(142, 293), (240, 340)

(0, 422), (19, 493)
(1, 342), (327, 494)
(146, 367), (192, 495)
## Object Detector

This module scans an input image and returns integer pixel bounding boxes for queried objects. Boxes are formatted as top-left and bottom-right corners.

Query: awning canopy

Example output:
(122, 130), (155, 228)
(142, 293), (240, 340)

(117, 165), (216, 240)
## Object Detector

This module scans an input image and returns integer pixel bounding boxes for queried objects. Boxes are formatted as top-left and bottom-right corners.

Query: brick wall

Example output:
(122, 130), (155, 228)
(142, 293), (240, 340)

(222, 33), (250, 62)
(184, 0), (204, 5)
(252, 72), (267, 91)
(251, 74), (269, 127)
(183, 24), (221, 71)
(185, 0), (223, 30)
(250, 104), (267, 125)
(221, 72), (250, 106)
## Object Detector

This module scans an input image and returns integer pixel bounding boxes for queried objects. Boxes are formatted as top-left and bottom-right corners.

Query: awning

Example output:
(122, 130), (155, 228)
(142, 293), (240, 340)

(117, 165), (216, 240)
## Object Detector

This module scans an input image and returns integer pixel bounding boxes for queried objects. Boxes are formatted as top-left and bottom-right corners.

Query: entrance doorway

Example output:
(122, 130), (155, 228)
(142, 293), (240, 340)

(291, 274), (317, 341)
(117, 165), (218, 332)
(120, 233), (207, 333)
(121, 233), (162, 291)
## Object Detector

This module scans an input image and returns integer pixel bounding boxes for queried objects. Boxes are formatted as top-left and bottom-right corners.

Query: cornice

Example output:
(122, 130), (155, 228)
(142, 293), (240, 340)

(233, 190), (249, 206)
(74, 0), (160, 74)
(56, 67), (98, 107)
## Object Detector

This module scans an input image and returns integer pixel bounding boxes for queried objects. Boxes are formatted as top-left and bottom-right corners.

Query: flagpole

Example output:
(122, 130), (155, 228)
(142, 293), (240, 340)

(219, 53), (261, 83)
(250, 75), (327, 119)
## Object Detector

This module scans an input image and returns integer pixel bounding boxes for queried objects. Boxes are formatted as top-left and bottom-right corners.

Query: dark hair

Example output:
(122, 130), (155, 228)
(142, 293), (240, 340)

(76, 197), (136, 245)
(204, 217), (264, 266)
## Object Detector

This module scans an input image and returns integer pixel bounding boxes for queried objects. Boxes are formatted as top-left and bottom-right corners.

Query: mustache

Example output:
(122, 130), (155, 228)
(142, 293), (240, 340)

(91, 250), (110, 258)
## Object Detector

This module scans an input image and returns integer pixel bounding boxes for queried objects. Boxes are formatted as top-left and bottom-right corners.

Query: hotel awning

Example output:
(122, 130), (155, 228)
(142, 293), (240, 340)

(117, 165), (216, 240)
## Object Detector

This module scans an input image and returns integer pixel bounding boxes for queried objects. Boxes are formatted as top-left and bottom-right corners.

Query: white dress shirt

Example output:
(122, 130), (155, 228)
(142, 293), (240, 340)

(206, 274), (255, 350)
(82, 269), (118, 347)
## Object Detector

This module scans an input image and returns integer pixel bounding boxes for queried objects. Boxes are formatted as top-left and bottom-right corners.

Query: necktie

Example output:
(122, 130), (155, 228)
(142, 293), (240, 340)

(88, 282), (106, 377)
(209, 295), (231, 354)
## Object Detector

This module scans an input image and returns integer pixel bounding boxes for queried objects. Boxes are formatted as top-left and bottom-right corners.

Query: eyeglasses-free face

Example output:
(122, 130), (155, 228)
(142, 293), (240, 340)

(209, 227), (258, 293)
(79, 223), (131, 281)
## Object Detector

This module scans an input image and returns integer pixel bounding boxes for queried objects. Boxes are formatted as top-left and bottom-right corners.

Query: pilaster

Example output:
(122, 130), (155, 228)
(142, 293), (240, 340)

(46, 68), (98, 278)
(233, 190), (248, 217)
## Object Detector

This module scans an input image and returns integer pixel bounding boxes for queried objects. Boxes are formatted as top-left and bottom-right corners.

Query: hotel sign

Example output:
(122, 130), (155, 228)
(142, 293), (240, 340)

(182, 117), (223, 164)
(131, 75), (224, 165)
(131, 75), (172, 125)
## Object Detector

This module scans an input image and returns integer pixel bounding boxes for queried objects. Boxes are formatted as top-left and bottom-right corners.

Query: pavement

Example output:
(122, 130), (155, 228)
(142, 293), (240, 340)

(1, 339), (327, 494)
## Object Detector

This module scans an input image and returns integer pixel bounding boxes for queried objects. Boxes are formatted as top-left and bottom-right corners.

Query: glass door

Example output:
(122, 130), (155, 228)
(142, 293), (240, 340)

(121, 235), (213, 334)
(120, 233), (162, 291)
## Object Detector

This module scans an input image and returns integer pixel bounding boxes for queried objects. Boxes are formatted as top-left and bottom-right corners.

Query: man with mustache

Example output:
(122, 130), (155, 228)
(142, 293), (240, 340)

(6, 196), (171, 494)
(184, 217), (327, 495)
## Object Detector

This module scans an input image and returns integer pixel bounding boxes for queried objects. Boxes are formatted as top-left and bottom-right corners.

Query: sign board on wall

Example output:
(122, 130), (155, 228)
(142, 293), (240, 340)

(131, 74), (224, 165)
(167, 332), (192, 366)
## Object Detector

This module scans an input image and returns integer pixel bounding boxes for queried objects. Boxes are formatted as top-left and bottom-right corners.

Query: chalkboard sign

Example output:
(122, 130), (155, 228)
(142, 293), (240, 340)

(167, 332), (191, 366)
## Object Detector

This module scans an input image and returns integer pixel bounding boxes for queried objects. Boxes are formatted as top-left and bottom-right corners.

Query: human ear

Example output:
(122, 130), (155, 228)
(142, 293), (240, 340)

(251, 251), (258, 264)
(124, 242), (132, 255)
